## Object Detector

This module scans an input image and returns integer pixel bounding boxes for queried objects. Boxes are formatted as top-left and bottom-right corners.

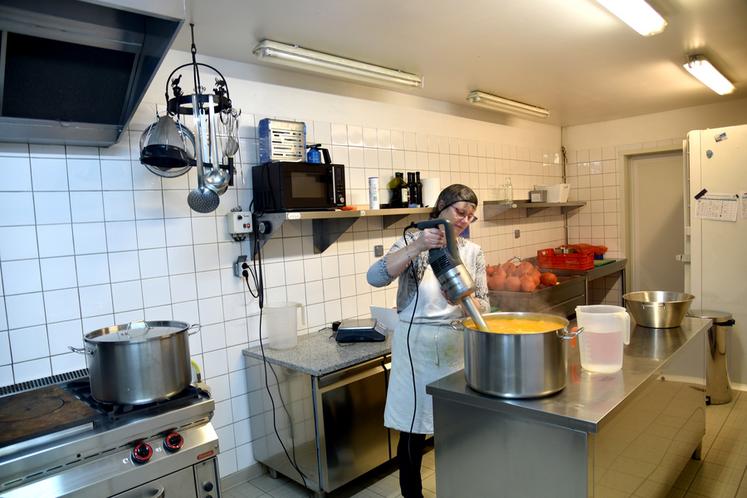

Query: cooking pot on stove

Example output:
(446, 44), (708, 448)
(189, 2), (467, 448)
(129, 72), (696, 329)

(70, 321), (200, 405)
(458, 312), (580, 398)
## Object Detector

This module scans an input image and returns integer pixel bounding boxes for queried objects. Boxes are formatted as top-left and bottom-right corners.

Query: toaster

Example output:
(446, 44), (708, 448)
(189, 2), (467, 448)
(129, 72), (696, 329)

(258, 118), (306, 163)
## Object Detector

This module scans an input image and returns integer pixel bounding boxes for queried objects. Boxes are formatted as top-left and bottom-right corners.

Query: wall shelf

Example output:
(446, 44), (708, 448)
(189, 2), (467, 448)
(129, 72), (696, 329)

(483, 200), (586, 219)
(253, 207), (432, 255)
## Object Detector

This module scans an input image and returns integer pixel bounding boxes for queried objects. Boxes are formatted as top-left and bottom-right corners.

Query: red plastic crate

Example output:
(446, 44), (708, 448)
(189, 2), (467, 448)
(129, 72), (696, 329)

(537, 248), (594, 271)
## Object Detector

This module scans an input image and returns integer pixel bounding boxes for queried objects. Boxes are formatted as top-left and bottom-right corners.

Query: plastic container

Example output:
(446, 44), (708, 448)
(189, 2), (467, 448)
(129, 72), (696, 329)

(576, 305), (631, 373)
(537, 248), (594, 271)
(263, 302), (305, 350)
(535, 183), (570, 203)
(368, 177), (380, 209)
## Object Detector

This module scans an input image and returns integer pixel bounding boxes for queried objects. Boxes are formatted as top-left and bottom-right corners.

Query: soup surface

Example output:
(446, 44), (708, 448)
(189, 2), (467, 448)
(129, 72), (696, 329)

(466, 317), (562, 334)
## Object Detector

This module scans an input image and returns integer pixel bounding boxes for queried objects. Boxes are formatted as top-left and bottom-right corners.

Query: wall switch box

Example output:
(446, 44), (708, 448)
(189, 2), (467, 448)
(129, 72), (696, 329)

(226, 211), (252, 239)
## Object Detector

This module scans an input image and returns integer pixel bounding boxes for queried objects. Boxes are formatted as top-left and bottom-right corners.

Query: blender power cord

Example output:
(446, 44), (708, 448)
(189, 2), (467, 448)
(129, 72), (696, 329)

(244, 226), (309, 494)
(402, 225), (421, 466)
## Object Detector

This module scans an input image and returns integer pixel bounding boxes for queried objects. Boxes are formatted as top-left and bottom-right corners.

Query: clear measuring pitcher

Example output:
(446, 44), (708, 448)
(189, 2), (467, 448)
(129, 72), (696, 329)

(576, 305), (631, 373)
(263, 302), (305, 350)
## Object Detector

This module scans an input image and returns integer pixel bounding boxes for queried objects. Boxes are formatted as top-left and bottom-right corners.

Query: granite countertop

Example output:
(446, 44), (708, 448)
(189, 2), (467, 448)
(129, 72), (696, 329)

(426, 316), (710, 433)
(243, 329), (392, 377)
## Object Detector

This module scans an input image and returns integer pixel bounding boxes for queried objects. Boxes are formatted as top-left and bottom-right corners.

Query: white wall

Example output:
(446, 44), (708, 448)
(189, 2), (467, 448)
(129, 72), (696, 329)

(0, 51), (564, 477)
(562, 97), (747, 384)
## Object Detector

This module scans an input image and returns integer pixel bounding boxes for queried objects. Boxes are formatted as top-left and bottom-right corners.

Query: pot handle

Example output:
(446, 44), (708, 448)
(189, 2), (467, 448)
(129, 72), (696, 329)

(449, 320), (464, 331)
(187, 323), (202, 336)
(556, 326), (583, 340)
(68, 346), (93, 355)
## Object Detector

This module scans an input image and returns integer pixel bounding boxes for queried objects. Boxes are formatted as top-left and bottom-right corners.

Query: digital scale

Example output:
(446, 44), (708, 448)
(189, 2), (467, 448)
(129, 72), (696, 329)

(334, 318), (386, 343)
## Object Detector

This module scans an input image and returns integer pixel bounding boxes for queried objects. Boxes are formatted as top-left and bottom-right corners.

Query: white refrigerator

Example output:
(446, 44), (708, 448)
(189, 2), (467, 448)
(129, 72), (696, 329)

(687, 123), (746, 386)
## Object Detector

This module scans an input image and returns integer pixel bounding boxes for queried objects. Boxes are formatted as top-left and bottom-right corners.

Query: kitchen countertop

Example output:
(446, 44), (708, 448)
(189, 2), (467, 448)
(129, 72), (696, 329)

(243, 329), (392, 377)
(542, 258), (627, 280)
(426, 316), (710, 433)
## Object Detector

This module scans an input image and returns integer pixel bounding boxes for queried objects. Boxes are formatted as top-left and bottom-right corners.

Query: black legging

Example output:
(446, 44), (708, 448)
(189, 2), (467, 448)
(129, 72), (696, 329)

(397, 431), (427, 498)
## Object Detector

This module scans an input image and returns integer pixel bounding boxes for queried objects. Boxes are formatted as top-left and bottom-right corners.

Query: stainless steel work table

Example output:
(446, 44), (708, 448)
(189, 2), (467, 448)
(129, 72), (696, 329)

(243, 330), (394, 497)
(426, 317), (710, 498)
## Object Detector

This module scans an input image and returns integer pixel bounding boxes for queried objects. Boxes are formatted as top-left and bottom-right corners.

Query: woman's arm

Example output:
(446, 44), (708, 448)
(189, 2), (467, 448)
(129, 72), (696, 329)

(367, 228), (445, 287)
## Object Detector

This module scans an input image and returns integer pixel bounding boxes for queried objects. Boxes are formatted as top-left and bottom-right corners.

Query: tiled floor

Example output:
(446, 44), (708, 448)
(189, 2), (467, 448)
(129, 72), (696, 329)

(224, 391), (747, 498)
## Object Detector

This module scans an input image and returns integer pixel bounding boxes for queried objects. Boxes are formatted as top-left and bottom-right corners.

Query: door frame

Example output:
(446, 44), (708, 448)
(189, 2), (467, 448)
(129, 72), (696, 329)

(621, 144), (684, 293)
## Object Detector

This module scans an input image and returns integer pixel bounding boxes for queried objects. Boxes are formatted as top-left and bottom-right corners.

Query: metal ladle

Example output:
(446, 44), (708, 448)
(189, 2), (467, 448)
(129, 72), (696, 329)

(187, 95), (220, 213)
(202, 95), (230, 196)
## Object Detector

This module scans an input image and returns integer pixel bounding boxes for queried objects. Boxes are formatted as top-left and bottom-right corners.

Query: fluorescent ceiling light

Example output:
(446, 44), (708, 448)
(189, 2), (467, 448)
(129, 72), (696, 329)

(683, 55), (735, 95)
(596, 0), (667, 36)
(466, 91), (550, 119)
(253, 40), (423, 88)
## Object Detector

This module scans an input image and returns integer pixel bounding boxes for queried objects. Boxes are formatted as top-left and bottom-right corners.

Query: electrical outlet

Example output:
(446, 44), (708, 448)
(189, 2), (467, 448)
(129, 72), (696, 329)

(374, 245), (384, 257)
(514, 229), (521, 239)
(234, 255), (248, 278)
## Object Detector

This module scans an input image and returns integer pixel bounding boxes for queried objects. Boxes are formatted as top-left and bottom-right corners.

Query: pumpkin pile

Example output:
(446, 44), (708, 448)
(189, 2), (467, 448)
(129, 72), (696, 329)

(486, 258), (558, 292)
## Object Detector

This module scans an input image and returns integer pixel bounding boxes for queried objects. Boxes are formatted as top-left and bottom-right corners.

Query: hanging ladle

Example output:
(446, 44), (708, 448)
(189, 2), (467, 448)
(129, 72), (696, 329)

(187, 94), (220, 213)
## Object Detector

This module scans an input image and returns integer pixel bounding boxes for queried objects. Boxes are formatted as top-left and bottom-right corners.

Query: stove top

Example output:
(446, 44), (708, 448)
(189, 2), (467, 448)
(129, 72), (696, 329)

(0, 377), (210, 448)
(0, 376), (216, 495)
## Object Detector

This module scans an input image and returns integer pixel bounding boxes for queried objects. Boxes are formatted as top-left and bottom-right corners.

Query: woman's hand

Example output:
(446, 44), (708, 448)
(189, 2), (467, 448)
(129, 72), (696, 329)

(417, 228), (446, 252)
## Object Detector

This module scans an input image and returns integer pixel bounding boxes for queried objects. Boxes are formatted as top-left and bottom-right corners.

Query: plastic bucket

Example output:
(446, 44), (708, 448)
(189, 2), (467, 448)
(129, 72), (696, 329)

(263, 302), (305, 350)
(576, 305), (631, 373)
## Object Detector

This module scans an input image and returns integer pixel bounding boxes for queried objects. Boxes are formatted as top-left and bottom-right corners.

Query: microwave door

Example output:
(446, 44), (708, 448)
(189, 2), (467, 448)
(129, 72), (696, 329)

(286, 168), (332, 210)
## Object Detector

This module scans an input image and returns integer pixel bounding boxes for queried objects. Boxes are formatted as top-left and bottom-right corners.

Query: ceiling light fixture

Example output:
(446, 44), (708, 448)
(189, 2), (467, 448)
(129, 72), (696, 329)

(596, 0), (667, 36)
(466, 91), (550, 119)
(683, 55), (735, 95)
(253, 40), (424, 88)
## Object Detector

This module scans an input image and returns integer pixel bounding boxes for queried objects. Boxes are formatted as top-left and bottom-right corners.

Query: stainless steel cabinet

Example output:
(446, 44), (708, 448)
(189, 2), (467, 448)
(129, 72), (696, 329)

(247, 355), (393, 496)
(318, 359), (390, 490)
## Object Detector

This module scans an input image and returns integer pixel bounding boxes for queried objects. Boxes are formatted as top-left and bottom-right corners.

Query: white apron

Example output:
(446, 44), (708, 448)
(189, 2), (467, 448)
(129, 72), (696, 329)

(384, 266), (465, 434)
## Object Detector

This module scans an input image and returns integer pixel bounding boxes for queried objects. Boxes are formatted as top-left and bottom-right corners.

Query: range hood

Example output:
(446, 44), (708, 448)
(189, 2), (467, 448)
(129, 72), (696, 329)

(0, 0), (184, 146)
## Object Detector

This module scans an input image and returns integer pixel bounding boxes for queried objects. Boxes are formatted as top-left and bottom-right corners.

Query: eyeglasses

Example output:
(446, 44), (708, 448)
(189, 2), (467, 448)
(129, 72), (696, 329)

(451, 205), (478, 223)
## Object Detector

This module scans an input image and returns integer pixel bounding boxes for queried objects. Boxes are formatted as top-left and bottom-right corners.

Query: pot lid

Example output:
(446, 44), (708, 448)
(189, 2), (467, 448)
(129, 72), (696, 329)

(687, 309), (733, 323)
(85, 321), (190, 343)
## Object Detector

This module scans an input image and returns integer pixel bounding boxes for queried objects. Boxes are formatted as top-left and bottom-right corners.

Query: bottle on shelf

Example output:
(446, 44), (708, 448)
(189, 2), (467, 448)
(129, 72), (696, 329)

(407, 172), (418, 208)
(414, 172), (423, 207)
(387, 172), (406, 208)
(503, 177), (513, 206)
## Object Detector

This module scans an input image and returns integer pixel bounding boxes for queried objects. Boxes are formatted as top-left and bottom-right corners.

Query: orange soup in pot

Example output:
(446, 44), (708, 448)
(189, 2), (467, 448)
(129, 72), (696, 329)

(464, 317), (562, 334)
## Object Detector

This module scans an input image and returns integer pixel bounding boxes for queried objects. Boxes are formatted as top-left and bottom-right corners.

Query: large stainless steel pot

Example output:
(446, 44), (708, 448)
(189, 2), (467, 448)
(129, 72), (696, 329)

(461, 312), (579, 398)
(71, 321), (199, 405)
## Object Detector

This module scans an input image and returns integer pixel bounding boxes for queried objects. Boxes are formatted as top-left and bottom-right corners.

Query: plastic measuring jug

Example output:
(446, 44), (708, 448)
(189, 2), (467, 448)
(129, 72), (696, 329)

(263, 302), (305, 350)
(576, 305), (631, 373)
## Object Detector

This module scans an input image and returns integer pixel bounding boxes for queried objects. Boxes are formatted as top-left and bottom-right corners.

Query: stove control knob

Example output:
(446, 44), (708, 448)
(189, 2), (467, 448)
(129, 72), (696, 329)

(131, 442), (153, 464)
(202, 481), (214, 491)
(163, 432), (184, 452)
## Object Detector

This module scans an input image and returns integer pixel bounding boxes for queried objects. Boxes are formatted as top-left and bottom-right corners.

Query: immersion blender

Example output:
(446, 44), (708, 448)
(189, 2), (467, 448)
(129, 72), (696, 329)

(413, 219), (489, 332)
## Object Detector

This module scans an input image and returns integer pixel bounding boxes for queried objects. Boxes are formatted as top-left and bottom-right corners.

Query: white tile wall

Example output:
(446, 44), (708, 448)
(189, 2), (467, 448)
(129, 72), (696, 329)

(0, 74), (566, 479)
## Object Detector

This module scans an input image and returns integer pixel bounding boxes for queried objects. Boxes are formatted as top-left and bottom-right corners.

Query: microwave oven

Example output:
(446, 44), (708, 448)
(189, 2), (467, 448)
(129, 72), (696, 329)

(252, 162), (346, 212)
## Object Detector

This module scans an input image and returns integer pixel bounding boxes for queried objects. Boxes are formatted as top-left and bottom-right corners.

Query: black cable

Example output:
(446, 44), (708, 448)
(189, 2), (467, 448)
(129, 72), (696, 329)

(402, 225), (421, 468)
(249, 220), (310, 495)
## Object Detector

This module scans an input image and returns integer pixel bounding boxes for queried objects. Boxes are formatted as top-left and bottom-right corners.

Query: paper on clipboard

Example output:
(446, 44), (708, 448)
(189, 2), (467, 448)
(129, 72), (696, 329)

(696, 193), (738, 222)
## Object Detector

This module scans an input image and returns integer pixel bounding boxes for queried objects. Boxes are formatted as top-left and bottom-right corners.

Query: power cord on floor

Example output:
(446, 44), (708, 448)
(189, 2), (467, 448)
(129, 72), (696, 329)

(244, 222), (310, 495)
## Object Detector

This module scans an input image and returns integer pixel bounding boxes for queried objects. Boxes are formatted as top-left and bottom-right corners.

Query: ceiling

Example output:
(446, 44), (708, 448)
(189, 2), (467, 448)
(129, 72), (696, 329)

(172, 0), (747, 126)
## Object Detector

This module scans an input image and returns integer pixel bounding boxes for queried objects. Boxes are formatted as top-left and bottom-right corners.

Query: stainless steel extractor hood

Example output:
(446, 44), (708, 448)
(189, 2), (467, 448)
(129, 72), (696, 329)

(0, 0), (184, 146)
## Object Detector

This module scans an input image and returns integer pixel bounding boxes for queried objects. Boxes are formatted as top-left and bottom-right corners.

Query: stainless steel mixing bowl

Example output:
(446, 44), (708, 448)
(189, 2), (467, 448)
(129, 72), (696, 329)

(623, 291), (695, 328)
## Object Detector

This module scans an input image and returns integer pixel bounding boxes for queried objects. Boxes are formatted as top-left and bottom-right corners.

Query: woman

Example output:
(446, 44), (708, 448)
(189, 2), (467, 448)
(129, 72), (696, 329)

(367, 184), (489, 498)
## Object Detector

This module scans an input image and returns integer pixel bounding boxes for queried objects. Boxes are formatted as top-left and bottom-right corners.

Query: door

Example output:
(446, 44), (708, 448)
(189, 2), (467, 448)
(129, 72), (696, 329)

(628, 150), (685, 291)
(690, 125), (747, 384)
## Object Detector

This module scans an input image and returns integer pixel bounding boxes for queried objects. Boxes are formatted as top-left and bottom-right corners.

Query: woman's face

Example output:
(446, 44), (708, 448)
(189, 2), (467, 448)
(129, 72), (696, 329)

(440, 201), (477, 235)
